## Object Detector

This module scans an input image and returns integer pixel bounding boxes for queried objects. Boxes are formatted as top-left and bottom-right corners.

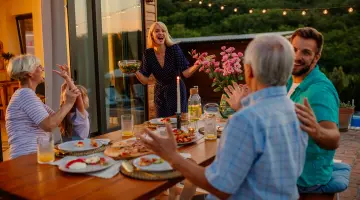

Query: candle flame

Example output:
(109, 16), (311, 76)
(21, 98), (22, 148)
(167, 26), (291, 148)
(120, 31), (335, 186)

(177, 76), (180, 80)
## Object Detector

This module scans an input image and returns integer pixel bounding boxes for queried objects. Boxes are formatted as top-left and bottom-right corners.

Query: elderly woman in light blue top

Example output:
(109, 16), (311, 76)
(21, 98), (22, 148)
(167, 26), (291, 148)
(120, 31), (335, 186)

(6, 54), (80, 159)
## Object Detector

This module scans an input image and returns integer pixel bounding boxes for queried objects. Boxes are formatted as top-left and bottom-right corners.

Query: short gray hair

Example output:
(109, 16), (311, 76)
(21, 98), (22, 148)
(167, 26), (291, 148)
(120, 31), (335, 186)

(7, 54), (41, 81)
(244, 34), (295, 86)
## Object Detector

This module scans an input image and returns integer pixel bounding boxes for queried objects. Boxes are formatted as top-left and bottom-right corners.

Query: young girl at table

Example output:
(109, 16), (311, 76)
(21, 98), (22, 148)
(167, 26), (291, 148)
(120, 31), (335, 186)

(53, 64), (90, 141)
(59, 83), (90, 141)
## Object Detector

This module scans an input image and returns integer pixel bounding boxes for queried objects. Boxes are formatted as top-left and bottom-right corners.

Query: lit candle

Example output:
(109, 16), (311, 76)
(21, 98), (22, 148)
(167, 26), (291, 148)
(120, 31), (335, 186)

(177, 76), (181, 113)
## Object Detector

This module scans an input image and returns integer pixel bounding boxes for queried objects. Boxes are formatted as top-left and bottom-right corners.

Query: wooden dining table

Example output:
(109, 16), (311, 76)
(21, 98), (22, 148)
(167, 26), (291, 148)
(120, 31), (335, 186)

(0, 124), (219, 199)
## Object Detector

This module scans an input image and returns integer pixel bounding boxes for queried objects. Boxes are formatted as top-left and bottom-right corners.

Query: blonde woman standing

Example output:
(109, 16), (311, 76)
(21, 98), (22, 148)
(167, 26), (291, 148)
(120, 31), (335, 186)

(135, 22), (199, 117)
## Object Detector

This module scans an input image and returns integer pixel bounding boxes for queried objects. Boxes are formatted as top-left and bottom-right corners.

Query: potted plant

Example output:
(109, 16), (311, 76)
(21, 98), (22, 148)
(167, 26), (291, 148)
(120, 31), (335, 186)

(339, 101), (355, 131)
(1, 52), (14, 67)
(190, 46), (244, 118)
(326, 66), (355, 132)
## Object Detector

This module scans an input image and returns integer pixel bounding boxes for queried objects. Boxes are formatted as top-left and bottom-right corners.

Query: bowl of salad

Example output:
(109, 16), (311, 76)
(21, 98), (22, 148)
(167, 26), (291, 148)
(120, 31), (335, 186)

(118, 60), (141, 74)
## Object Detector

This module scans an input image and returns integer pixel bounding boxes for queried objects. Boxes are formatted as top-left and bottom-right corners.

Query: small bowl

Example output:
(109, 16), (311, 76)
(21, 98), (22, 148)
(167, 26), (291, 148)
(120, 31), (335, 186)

(118, 60), (141, 74)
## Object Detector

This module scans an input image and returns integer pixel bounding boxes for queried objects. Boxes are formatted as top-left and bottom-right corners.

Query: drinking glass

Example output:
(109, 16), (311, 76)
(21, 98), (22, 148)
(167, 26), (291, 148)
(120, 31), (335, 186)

(204, 115), (217, 140)
(121, 114), (134, 137)
(37, 134), (55, 164)
(204, 103), (219, 118)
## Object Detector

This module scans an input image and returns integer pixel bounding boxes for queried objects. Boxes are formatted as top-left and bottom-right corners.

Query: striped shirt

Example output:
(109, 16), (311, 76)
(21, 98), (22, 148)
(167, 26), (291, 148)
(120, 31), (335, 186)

(6, 88), (54, 159)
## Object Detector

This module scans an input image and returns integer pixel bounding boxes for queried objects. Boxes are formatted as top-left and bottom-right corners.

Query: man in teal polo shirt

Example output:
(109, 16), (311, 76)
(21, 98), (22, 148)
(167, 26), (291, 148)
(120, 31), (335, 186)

(288, 27), (341, 193)
(225, 27), (345, 193)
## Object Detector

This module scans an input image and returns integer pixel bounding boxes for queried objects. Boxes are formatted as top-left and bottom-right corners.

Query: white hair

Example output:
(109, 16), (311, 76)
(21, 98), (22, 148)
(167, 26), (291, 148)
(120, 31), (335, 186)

(7, 54), (41, 81)
(244, 34), (295, 86)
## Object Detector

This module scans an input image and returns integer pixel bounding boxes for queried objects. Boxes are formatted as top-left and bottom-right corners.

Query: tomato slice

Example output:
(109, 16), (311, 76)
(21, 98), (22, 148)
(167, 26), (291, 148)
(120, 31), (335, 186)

(65, 158), (85, 168)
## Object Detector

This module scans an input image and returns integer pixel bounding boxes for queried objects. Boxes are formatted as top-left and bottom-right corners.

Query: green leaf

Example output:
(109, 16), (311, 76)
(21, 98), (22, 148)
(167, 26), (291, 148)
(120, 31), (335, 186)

(211, 82), (217, 87)
(213, 87), (221, 92)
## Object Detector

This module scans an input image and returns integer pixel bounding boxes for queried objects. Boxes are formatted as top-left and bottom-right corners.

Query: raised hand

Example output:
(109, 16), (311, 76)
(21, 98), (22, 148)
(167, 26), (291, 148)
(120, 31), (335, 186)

(224, 82), (250, 111)
(137, 123), (178, 161)
(295, 98), (320, 139)
(64, 85), (81, 105)
(53, 64), (76, 90)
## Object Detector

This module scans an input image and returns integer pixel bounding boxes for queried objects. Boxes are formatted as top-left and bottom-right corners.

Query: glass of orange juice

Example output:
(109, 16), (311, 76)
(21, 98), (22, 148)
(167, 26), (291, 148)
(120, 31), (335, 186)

(37, 134), (55, 164)
(121, 114), (134, 137)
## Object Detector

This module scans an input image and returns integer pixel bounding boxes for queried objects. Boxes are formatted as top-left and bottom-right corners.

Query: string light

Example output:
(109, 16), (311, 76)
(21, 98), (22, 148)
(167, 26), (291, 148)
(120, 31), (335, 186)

(221, 5), (224, 10)
(323, 9), (328, 14)
(199, 1), (202, 5)
(249, 9), (253, 14)
(262, 9), (267, 14)
(208, 3), (212, 7)
(348, 7), (354, 13)
(302, 10), (306, 15)
(283, 10), (287, 16)
(234, 8), (238, 12)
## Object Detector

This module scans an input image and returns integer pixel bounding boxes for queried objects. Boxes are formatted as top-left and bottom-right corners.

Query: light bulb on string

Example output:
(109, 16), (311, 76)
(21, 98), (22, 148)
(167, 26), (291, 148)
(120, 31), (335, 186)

(208, 3), (212, 7)
(348, 7), (354, 13)
(301, 10), (306, 16)
(221, 6), (224, 10)
(234, 8), (238, 12)
(199, 1), (202, 5)
(249, 9), (253, 14)
(189, 0), (192, 1)
(262, 9), (267, 14)
(323, 9), (328, 15)
(283, 10), (287, 16)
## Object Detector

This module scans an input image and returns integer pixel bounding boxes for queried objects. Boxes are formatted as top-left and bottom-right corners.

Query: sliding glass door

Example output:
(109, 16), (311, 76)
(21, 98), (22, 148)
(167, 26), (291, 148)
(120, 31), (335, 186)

(67, 0), (145, 135)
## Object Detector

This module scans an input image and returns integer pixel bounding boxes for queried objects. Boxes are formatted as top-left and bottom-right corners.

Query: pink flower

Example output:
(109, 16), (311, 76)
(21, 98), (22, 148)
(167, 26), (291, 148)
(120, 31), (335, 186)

(200, 52), (208, 58)
(213, 78), (217, 82)
(231, 53), (238, 58)
(202, 60), (209, 66)
(221, 46), (226, 51)
(220, 52), (226, 56)
(191, 49), (196, 55)
(225, 48), (233, 53)
(214, 62), (220, 67)
(238, 52), (244, 57)
(221, 55), (229, 62)
(194, 60), (201, 66)
(205, 69), (210, 73)
(193, 54), (199, 59)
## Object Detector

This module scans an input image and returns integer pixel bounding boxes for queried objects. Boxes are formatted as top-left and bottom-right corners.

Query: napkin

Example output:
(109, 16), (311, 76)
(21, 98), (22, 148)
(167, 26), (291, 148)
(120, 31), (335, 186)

(49, 153), (121, 179)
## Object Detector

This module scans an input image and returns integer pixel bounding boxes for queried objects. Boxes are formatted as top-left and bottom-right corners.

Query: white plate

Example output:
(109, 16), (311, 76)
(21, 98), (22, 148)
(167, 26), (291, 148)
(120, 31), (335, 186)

(58, 139), (103, 152)
(133, 154), (173, 172)
(58, 154), (116, 173)
(149, 118), (177, 125)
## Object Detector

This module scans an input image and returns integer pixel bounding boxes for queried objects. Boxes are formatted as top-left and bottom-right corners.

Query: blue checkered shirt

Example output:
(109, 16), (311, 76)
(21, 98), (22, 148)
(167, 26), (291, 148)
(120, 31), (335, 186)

(205, 86), (308, 200)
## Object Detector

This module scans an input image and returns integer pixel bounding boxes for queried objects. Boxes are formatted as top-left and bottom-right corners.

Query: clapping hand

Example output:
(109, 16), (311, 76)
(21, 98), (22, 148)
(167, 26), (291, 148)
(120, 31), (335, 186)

(53, 64), (76, 90)
(64, 85), (81, 105)
(295, 98), (321, 139)
(137, 123), (178, 162)
(224, 82), (250, 111)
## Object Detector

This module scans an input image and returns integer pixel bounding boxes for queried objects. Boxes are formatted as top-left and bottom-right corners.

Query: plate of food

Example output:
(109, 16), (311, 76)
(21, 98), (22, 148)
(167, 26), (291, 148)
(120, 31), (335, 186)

(198, 125), (224, 138)
(172, 128), (203, 145)
(58, 139), (103, 152)
(133, 154), (173, 172)
(58, 154), (115, 173)
(149, 117), (177, 125)
(104, 138), (152, 160)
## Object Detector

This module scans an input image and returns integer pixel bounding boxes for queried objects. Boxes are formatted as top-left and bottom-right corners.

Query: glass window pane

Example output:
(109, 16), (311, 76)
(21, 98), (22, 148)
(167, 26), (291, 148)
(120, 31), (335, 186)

(100, 0), (145, 129)
(68, 0), (99, 133)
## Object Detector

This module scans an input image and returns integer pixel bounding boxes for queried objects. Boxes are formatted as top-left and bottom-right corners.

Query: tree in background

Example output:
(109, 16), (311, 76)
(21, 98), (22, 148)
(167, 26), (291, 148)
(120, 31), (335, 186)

(158, 0), (360, 109)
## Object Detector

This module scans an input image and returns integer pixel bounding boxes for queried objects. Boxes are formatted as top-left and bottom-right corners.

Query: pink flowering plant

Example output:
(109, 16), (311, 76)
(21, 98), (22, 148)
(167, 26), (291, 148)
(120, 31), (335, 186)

(190, 46), (244, 93)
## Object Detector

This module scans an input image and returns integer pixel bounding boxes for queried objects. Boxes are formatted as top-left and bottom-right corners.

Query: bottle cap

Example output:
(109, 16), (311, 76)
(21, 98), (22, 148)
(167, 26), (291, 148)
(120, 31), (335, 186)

(190, 87), (198, 95)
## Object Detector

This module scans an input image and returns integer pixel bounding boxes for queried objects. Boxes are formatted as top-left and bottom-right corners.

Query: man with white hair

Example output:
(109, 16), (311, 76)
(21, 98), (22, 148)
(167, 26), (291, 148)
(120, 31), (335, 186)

(138, 34), (308, 199)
